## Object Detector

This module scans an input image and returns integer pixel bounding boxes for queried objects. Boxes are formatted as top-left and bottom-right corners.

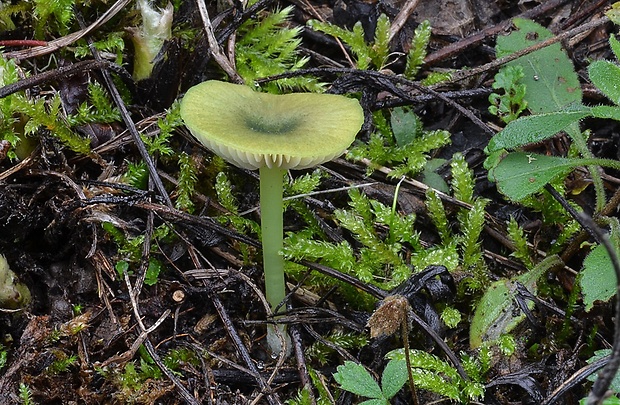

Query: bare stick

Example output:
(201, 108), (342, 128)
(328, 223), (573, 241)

(195, 0), (243, 83)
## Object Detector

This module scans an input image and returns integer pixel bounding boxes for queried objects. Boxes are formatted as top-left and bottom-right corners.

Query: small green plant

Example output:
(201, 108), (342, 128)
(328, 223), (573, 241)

(18, 383), (35, 405)
(33, 0), (74, 38)
(0, 343), (7, 371)
(141, 101), (181, 158)
(235, 4), (322, 92)
(305, 331), (368, 365)
(484, 19), (620, 208)
(334, 360), (409, 405)
(284, 187), (418, 294)
(347, 108), (451, 179)
(0, 56), (123, 158)
(284, 153), (489, 301)
(309, 14), (391, 70)
(174, 152), (199, 213)
(98, 346), (199, 400)
(74, 31), (125, 65)
(404, 20), (431, 79)
(102, 222), (171, 286)
(386, 349), (485, 403)
(47, 351), (78, 374)
(287, 367), (334, 405)
(488, 65), (528, 123)
(506, 217), (534, 269)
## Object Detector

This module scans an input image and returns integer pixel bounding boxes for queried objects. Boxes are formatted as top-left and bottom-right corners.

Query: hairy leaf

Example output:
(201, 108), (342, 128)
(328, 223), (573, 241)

(589, 60), (620, 105)
(580, 219), (620, 312)
(496, 18), (582, 114)
(491, 152), (577, 201)
(486, 107), (591, 153)
(380, 359), (408, 399)
(334, 361), (383, 399)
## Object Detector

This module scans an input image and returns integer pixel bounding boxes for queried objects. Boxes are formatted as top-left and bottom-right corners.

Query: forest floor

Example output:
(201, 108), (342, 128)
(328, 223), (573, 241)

(0, 0), (619, 404)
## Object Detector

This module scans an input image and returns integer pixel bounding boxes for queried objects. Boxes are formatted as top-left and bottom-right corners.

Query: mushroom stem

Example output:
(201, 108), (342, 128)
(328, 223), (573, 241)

(259, 166), (288, 354)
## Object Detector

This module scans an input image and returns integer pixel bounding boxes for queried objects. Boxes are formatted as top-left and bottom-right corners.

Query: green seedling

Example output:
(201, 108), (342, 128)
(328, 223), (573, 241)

(488, 64), (528, 123)
(404, 20), (431, 79)
(180, 80), (363, 355)
(18, 383), (35, 405)
(470, 254), (562, 348)
(0, 254), (31, 309)
(506, 217), (535, 269)
(102, 222), (169, 286)
(128, 0), (173, 81)
(334, 360), (409, 405)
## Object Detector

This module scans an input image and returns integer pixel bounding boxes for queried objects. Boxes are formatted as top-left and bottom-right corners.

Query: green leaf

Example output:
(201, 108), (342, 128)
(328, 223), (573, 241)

(580, 238), (620, 312)
(381, 359), (408, 399)
(589, 60), (620, 105)
(144, 260), (162, 286)
(470, 255), (562, 348)
(496, 18), (582, 114)
(491, 152), (578, 201)
(391, 107), (420, 147)
(486, 107), (591, 152)
(586, 350), (620, 392)
(610, 34), (620, 61)
(334, 361), (384, 399)
(592, 105), (620, 120)
(421, 158), (449, 193)
(606, 2), (620, 26)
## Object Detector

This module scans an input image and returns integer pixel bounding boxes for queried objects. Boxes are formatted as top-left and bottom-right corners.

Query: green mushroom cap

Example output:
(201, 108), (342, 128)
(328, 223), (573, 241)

(180, 81), (364, 170)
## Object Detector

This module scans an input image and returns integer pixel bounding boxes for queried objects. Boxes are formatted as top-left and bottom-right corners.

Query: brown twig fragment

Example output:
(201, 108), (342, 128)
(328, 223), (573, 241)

(388, 0), (421, 42)
(4, 0), (132, 61)
(195, 0), (244, 83)
(423, 0), (574, 66)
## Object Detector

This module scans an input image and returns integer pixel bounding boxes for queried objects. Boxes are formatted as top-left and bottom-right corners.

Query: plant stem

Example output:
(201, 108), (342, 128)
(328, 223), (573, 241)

(259, 166), (288, 354)
(565, 124), (606, 212)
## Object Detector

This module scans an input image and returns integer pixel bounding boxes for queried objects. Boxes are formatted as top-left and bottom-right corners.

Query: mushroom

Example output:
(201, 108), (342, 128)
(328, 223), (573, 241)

(180, 80), (364, 354)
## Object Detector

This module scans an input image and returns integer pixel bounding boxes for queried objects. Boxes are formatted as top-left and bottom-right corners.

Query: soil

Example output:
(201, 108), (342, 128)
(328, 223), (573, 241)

(0, 0), (618, 404)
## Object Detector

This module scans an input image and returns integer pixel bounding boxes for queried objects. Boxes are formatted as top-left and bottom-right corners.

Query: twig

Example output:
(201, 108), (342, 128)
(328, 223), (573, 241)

(423, 0), (573, 65)
(545, 185), (620, 404)
(74, 10), (173, 207)
(388, 0), (421, 42)
(289, 323), (315, 404)
(209, 291), (282, 405)
(4, 0), (132, 61)
(0, 60), (123, 99)
(542, 356), (610, 405)
(195, 0), (243, 83)
(447, 15), (610, 84)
